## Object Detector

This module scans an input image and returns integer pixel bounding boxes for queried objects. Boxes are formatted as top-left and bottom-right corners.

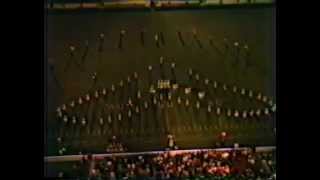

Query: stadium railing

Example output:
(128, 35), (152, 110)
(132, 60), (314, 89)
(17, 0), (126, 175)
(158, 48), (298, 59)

(45, 146), (276, 162)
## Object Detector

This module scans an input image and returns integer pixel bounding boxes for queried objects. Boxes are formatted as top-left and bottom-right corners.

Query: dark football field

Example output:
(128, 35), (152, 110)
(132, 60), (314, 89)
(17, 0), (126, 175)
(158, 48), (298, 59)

(46, 6), (276, 156)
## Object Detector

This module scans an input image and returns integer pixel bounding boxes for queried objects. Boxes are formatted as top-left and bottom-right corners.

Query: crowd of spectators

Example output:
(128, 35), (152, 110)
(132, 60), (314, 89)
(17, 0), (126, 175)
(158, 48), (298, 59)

(87, 149), (276, 179)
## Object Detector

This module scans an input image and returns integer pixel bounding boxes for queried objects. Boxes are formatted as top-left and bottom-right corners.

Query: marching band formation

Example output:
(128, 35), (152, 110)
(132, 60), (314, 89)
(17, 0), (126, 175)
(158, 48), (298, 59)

(51, 30), (275, 155)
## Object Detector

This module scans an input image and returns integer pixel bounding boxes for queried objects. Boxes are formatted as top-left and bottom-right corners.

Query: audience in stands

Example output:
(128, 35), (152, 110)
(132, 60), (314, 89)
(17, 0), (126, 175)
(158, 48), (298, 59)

(84, 149), (276, 179)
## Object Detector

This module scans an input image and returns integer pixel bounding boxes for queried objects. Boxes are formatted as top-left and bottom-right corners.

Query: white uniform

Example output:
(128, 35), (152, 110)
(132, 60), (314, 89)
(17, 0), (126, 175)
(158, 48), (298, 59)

(232, 86), (237, 93)
(216, 107), (221, 115)
(223, 84), (227, 91)
(213, 81), (218, 88)
(227, 109), (231, 117)
(78, 97), (83, 105)
(241, 88), (246, 95)
(144, 101), (148, 109)
(256, 109), (261, 116)
(185, 99), (189, 106)
(196, 101), (200, 109)
(72, 116), (76, 124)
(85, 94), (90, 101)
(94, 91), (99, 98)
(63, 115), (68, 123)
(102, 88), (107, 95)
(242, 111), (247, 118)
(99, 117), (104, 125)
(195, 74), (200, 81)
(81, 118), (86, 126)
(234, 110), (239, 118)
(204, 79), (209, 85)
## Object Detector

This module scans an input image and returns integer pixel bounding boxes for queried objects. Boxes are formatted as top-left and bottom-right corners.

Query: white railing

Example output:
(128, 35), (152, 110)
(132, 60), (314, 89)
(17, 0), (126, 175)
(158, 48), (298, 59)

(45, 146), (275, 162)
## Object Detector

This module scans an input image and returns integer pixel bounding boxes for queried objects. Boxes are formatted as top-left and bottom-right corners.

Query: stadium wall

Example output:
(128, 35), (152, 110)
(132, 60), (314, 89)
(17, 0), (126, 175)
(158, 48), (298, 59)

(46, 0), (275, 10)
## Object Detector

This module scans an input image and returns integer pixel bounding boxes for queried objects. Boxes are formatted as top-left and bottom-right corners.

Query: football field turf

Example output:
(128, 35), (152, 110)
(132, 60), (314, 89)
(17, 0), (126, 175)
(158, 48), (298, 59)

(46, 6), (276, 155)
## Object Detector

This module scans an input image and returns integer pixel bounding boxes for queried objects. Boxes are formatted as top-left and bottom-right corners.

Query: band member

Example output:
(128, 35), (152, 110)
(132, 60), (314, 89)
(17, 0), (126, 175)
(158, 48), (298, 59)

(196, 101), (200, 110)
(204, 78), (209, 85)
(69, 100), (75, 108)
(242, 110), (247, 119)
(118, 29), (126, 49)
(155, 34), (160, 48)
(92, 72), (98, 87)
(63, 115), (68, 123)
(177, 96), (181, 105)
(171, 62), (175, 69)
(134, 72), (138, 80)
(144, 101), (148, 109)
(243, 44), (251, 67)
(93, 91), (99, 100)
(234, 110), (239, 118)
(213, 81), (218, 89)
(62, 104), (67, 111)
(160, 93), (163, 101)
(223, 84), (228, 91)
(159, 56), (164, 66)
(85, 93), (91, 102)
(118, 113), (122, 121)
(216, 107), (221, 115)
(248, 90), (253, 98)
(98, 33), (104, 52)
(232, 85), (237, 93)
(168, 92), (172, 101)
(81, 117), (87, 127)
(57, 137), (62, 144)
(69, 45), (75, 57)
(56, 106), (61, 114)
(262, 95), (268, 103)
(128, 97), (133, 106)
(72, 116), (77, 125)
(195, 73), (200, 81)
(135, 106), (140, 114)
(233, 41), (240, 64)
(271, 104), (276, 113)
(118, 80), (123, 89)
(57, 110), (63, 120)
(188, 68), (193, 77)
(111, 84), (115, 93)
(153, 96), (157, 105)
(148, 65), (153, 71)
(256, 109), (261, 117)
(240, 88), (246, 95)
(128, 109), (132, 118)
(249, 109), (255, 117)
(257, 93), (262, 101)
(78, 96), (83, 105)
(102, 88), (107, 96)
(227, 109), (232, 117)
(108, 114), (112, 124)
(185, 98), (190, 107)
(137, 90), (141, 99)
(207, 104), (212, 113)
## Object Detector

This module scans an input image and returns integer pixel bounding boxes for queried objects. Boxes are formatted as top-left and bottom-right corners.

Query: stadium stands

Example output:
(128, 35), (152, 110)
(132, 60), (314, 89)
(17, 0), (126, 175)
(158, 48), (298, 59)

(46, 148), (276, 179)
